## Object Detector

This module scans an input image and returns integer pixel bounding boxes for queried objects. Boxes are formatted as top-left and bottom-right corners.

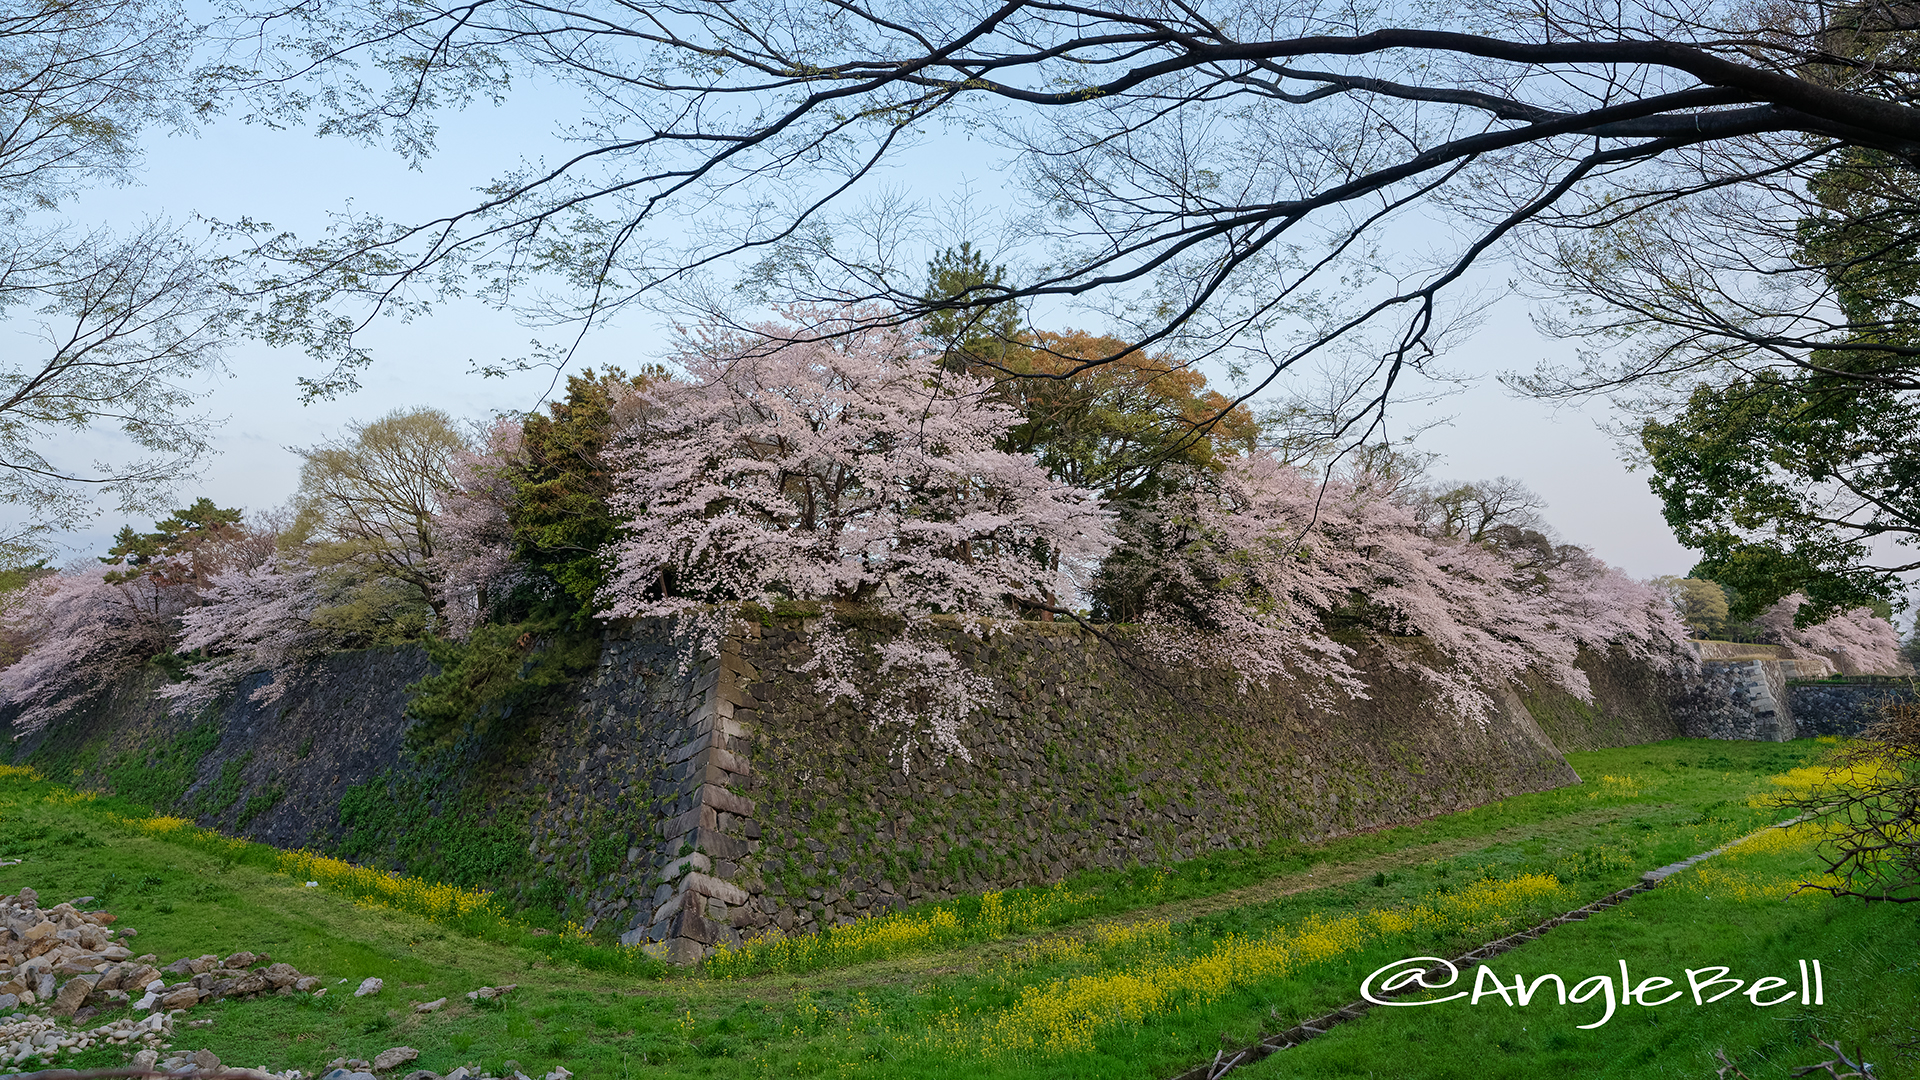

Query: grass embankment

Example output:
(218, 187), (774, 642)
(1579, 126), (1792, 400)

(1, 740), (1912, 1080)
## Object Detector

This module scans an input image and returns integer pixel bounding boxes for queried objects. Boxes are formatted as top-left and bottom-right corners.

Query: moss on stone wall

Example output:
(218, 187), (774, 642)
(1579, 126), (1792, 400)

(713, 620), (1583, 941)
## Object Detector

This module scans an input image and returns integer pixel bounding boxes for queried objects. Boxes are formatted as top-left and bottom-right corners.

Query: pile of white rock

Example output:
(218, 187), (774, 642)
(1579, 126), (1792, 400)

(1, 886), (574, 1080)
(0, 1006), (172, 1068)
(1, 886), (157, 1017)
(321, 1062), (574, 1080)
(134, 1045), (305, 1079)
(1, 887), (323, 1022)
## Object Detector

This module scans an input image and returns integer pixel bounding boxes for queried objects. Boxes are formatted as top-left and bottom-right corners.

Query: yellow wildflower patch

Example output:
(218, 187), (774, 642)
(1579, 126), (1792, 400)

(1587, 774), (1643, 799)
(1752, 757), (1898, 807)
(1678, 864), (1846, 902)
(0, 764), (41, 781)
(926, 872), (1568, 1057)
(276, 848), (504, 922)
(1668, 822), (1848, 902)
(996, 918), (1175, 973)
(116, 808), (506, 925)
(705, 882), (1095, 977)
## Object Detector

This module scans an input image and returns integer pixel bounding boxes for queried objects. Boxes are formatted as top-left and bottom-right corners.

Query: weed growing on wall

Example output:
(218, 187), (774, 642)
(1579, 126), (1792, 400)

(195, 750), (253, 817)
(104, 721), (219, 811)
(403, 617), (601, 750)
(337, 767), (536, 889)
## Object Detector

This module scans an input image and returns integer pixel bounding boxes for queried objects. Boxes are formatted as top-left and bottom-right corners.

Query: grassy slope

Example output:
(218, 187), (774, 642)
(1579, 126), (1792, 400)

(0, 738), (1912, 1080)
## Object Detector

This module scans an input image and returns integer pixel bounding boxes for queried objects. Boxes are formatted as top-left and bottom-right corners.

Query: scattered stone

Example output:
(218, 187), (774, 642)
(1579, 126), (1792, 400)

(465, 984), (517, 1001)
(545, 1068), (572, 1080)
(413, 997), (447, 1013)
(0, 888), (327, 1023)
(400, 1071), (440, 1080)
(193, 1048), (223, 1071)
(372, 1046), (420, 1071)
(355, 976), (385, 998)
(0, 1004), (174, 1071)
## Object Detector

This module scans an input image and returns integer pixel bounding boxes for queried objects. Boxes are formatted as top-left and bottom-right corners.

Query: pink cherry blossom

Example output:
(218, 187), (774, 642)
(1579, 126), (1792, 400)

(1121, 454), (1692, 724)
(161, 556), (333, 713)
(433, 417), (526, 638)
(600, 304), (1112, 753)
(0, 565), (187, 735)
(1757, 594), (1903, 675)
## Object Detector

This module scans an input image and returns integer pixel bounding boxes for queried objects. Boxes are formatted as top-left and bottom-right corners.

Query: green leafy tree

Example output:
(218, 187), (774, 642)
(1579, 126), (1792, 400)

(923, 249), (1258, 504)
(291, 407), (469, 630)
(401, 372), (652, 748)
(995, 329), (1259, 504)
(100, 498), (246, 588)
(1651, 576), (1732, 639)
(1640, 354), (1919, 626)
(1631, 144), (1920, 625)
(923, 243), (1022, 372)
(507, 367), (658, 621)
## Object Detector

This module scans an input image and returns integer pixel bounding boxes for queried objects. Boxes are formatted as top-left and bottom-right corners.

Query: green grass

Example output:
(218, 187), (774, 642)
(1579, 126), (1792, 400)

(0, 738), (1912, 1080)
(1241, 821), (1920, 1079)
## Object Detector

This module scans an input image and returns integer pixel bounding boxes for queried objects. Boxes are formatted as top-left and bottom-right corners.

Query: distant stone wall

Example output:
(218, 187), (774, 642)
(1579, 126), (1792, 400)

(3, 648), (430, 850)
(1676, 660), (1796, 742)
(1787, 679), (1918, 738)
(5, 618), (1708, 963)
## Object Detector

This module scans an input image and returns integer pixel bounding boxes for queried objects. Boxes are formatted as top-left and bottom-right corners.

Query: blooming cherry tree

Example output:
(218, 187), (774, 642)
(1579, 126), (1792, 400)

(601, 305), (1112, 751)
(1117, 454), (1691, 723)
(161, 556), (333, 713)
(432, 418), (526, 638)
(0, 566), (187, 735)
(1758, 594), (1904, 675)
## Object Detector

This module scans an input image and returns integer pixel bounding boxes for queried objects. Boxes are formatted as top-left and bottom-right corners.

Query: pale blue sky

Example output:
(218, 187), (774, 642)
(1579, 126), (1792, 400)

(41, 78), (1704, 583)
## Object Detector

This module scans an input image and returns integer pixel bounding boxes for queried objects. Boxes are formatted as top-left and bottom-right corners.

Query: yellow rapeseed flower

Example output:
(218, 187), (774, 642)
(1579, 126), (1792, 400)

(704, 882), (1095, 977)
(928, 872), (1567, 1056)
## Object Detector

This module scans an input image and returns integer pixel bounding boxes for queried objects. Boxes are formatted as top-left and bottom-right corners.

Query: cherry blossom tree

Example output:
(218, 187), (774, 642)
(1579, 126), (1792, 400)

(1757, 594), (1904, 676)
(160, 556), (333, 713)
(0, 565), (187, 735)
(1110, 454), (1691, 723)
(432, 417), (526, 639)
(0, 499), (275, 735)
(601, 304), (1112, 752)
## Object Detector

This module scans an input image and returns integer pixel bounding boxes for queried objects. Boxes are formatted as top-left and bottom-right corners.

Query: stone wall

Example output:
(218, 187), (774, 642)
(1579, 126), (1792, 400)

(5, 618), (1701, 963)
(1678, 660), (1796, 741)
(1786, 678), (1918, 738)
(686, 619), (1588, 954)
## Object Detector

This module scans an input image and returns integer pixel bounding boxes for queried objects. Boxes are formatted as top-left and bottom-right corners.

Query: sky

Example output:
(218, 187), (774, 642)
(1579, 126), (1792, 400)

(38, 69), (1705, 583)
